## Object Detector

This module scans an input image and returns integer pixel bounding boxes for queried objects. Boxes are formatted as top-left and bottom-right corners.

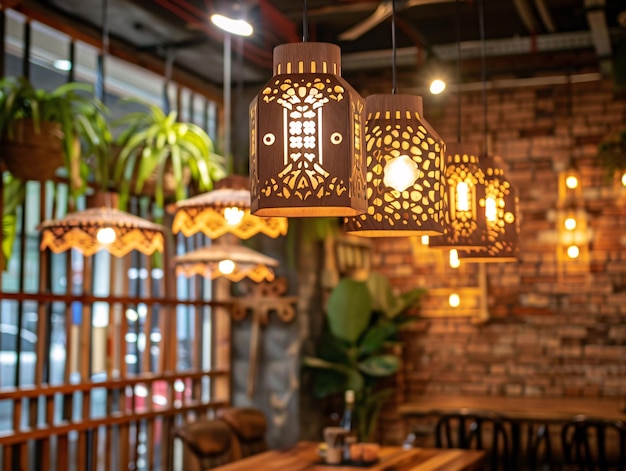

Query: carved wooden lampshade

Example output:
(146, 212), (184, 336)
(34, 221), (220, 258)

(169, 175), (288, 240)
(459, 156), (519, 262)
(249, 42), (367, 217)
(174, 244), (279, 283)
(344, 94), (447, 237)
(39, 208), (165, 257)
(429, 142), (487, 250)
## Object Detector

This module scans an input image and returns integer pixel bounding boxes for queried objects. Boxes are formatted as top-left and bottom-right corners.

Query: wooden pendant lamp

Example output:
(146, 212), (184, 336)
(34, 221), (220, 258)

(249, 2), (367, 217)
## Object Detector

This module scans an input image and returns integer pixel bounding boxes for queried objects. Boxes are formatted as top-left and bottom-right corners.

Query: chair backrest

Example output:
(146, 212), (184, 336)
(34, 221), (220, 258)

(434, 409), (510, 470)
(219, 407), (268, 459)
(561, 415), (626, 471)
(174, 418), (236, 471)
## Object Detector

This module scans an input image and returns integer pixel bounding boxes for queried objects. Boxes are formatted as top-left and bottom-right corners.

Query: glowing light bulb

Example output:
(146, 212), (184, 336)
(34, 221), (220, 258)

(621, 171), (626, 187)
(53, 59), (72, 71)
(449, 249), (460, 269)
(218, 259), (236, 275)
(430, 79), (446, 95)
(210, 14), (253, 36)
(224, 206), (245, 226)
(456, 181), (470, 212)
(485, 197), (497, 222)
(449, 293), (460, 308)
(421, 235), (429, 245)
(565, 175), (578, 189)
(564, 217), (577, 231)
(96, 227), (116, 245)
(383, 155), (420, 192)
(567, 245), (580, 259)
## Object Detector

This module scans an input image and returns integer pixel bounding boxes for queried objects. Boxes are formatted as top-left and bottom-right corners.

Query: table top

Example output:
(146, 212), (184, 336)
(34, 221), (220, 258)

(214, 441), (485, 471)
(398, 395), (626, 422)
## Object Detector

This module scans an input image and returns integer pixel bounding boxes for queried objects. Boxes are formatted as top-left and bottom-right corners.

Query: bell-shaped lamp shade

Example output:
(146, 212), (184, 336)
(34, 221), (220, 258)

(344, 94), (447, 237)
(250, 42), (367, 217)
(429, 142), (487, 250)
(169, 175), (288, 240)
(459, 156), (520, 262)
(174, 244), (279, 283)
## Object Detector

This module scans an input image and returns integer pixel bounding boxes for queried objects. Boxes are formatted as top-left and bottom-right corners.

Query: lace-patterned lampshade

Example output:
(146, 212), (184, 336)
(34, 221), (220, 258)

(459, 156), (520, 262)
(174, 244), (279, 283)
(39, 207), (165, 257)
(250, 42), (367, 217)
(169, 175), (287, 240)
(429, 142), (487, 250)
(344, 94), (447, 237)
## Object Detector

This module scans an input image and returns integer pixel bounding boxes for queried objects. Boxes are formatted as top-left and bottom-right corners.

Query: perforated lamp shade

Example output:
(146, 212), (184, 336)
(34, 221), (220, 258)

(39, 208), (165, 257)
(459, 156), (520, 262)
(250, 42), (367, 217)
(169, 175), (288, 240)
(344, 94), (447, 237)
(429, 142), (487, 250)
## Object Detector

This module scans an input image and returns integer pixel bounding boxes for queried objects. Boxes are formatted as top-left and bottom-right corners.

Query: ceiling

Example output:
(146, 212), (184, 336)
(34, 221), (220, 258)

(13, 0), (626, 93)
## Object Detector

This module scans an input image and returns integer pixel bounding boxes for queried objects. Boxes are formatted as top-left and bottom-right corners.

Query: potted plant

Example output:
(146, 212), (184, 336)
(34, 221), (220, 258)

(597, 128), (626, 182)
(0, 76), (110, 196)
(113, 100), (226, 213)
(303, 272), (426, 441)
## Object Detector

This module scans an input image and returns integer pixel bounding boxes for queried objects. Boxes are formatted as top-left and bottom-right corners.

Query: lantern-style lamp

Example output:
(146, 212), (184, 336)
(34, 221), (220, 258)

(250, 42), (367, 217)
(459, 156), (519, 262)
(429, 142), (487, 250)
(170, 175), (287, 240)
(344, 94), (447, 237)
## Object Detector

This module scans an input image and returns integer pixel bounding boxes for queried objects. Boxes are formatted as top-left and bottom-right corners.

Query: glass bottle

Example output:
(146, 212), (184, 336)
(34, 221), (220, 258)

(339, 389), (357, 461)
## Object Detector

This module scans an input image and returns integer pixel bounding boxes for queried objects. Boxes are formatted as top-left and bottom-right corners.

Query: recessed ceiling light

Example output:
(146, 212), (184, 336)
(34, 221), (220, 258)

(53, 59), (72, 71)
(210, 13), (253, 36)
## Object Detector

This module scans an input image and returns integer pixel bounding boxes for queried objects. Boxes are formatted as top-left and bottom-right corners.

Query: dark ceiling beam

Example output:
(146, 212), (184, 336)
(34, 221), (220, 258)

(584, 0), (613, 76)
(512, 0), (539, 34)
(14, 0), (224, 103)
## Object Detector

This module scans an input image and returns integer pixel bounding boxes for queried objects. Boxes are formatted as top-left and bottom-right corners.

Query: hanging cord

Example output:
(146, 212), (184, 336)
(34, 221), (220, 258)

(478, 0), (487, 154)
(302, 0), (309, 42)
(391, 0), (397, 94)
(96, 0), (109, 103)
(455, 0), (462, 142)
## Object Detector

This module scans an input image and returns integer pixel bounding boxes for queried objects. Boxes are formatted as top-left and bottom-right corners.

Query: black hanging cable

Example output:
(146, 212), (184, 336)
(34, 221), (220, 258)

(455, 0), (462, 143)
(96, 0), (109, 103)
(302, 0), (309, 42)
(391, 0), (397, 94)
(478, 0), (487, 154)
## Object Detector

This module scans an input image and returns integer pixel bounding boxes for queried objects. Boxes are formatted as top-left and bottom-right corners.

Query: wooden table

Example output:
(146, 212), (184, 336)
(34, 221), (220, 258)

(214, 441), (485, 470)
(398, 395), (626, 422)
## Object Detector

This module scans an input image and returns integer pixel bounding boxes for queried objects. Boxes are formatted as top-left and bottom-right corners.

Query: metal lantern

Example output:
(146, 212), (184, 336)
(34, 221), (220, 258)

(459, 156), (519, 262)
(250, 42), (367, 217)
(344, 94), (447, 237)
(429, 142), (487, 250)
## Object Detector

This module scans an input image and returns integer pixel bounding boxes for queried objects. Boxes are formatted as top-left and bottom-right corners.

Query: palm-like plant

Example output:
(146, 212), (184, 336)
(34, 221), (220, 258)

(113, 101), (226, 212)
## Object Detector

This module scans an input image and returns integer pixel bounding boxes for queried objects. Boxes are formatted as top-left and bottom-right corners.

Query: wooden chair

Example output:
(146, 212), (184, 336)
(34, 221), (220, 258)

(433, 409), (511, 470)
(526, 421), (553, 470)
(218, 407), (268, 459)
(561, 415), (626, 471)
(173, 418), (236, 471)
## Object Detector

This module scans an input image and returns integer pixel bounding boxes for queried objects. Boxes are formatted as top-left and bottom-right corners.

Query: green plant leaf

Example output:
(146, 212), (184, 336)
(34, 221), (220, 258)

(303, 356), (364, 394)
(357, 354), (400, 377)
(326, 278), (372, 344)
(358, 323), (397, 357)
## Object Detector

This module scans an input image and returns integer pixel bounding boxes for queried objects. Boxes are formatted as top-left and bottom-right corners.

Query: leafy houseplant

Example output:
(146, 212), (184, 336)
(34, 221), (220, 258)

(303, 272), (426, 441)
(113, 101), (226, 213)
(0, 77), (110, 196)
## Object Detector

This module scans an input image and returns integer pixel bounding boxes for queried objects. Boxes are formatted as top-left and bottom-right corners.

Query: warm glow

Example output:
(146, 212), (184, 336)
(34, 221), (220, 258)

(565, 175), (578, 189)
(449, 249), (460, 268)
(224, 206), (245, 226)
(449, 293), (460, 308)
(218, 259), (236, 275)
(621, 171), (626, 186)
(564, 217), (577, 231)
(210, 14), (253, 36)
(567, 245), (580, 259)
(485, 197), (498, 222)
(96, 227), (116, 245)
(421, 235), (429, 245)
(456, 181), (470, 212)
(430, 79), (446, 95)
(383, 155), (420, 192)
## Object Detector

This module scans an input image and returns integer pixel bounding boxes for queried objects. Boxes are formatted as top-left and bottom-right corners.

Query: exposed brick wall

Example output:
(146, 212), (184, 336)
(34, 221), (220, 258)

(369, 79), (626, 443)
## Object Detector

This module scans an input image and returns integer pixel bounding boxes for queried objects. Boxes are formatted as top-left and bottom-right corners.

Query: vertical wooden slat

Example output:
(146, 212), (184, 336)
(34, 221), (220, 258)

(57, 433), (69, 471)
(2, 445), (12, 471)
(212, 278), (231, 403)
